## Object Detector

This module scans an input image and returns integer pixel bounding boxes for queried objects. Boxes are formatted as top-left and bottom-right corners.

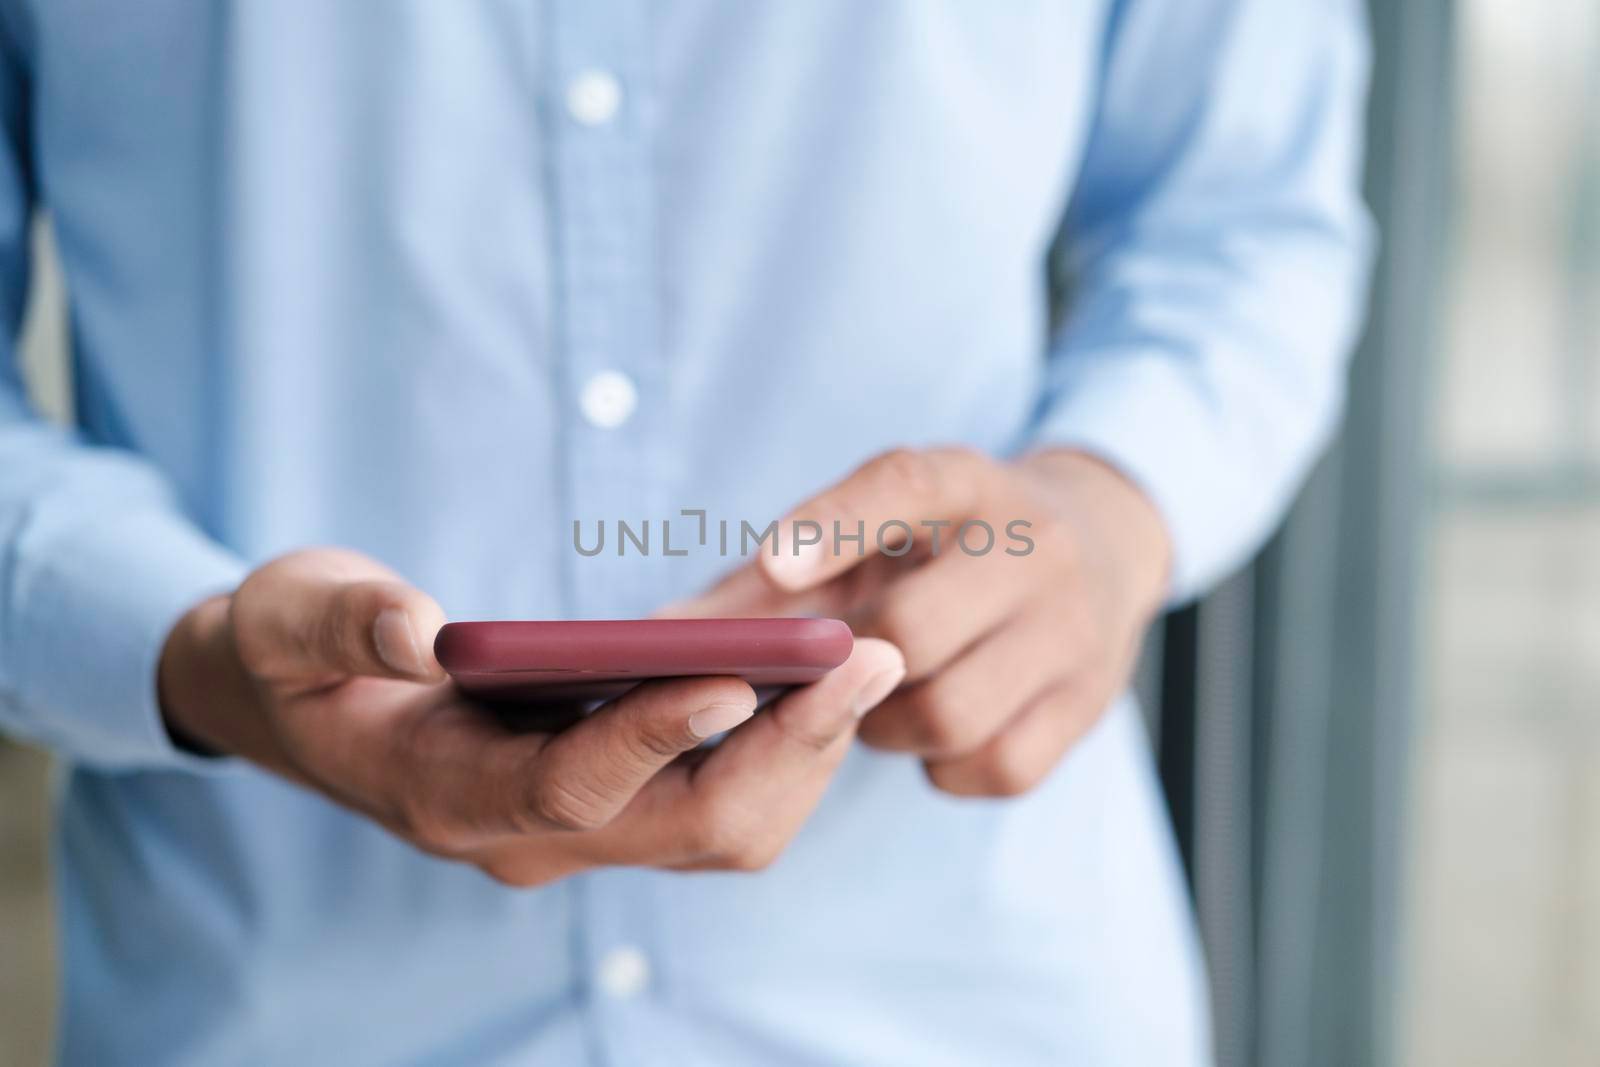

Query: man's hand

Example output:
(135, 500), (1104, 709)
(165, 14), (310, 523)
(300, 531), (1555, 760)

(668, 448), (1170, 798)
(159, 548), (904, 885)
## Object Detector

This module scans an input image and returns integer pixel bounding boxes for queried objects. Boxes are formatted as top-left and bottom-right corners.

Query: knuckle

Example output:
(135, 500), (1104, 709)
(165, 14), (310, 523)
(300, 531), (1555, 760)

(231, 565), (276, 613)
(905, 685), (978, 754)
(686, 796), (758, 861)
(526, 778), (612, 833)
(854, 704), (912, 751)
(393, 796), (459, 854)
(869, 448), (938, 496)
(1058, 609), (1104, 663)
(322, 587), (372, 664)
(725, 840), (781, 873)
(976, 747), (1045, 798)
(936, 444), (987, 473)
(923, 761), (967, 796)
(230, 621), (277, 678)
(479, 859), (542, 889)
(226, 591), (282, 679)
(927, 755), (1034, 799)
(625, 722), (691, 763)
(1034, 517), (1081, 572)
(870, 597), (939, 676)
(770, 705), (846, 754)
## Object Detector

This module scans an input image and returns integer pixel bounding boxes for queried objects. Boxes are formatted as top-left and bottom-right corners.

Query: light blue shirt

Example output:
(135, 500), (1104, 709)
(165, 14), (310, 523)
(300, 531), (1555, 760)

(0, 3), (1370, 1064)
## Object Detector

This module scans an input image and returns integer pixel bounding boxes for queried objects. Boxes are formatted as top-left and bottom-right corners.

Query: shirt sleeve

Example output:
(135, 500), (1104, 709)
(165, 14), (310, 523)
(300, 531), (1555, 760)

(0, 38), (248, 770)
(1027, 0), (1375, 604)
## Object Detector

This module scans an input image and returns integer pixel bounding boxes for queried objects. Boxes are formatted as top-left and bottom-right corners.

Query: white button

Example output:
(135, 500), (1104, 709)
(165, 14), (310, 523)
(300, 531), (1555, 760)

(566, 69), (622, 126)
(579, 370), (638, 429)
(596, 946), (651, 999)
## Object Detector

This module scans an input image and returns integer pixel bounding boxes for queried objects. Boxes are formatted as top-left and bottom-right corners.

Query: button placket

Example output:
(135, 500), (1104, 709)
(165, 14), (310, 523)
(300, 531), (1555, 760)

(545, 7), (669, 1064)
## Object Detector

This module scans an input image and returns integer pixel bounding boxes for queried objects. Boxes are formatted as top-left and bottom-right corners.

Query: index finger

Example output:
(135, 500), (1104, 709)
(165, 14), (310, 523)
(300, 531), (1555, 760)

(760, 448), (989, 592)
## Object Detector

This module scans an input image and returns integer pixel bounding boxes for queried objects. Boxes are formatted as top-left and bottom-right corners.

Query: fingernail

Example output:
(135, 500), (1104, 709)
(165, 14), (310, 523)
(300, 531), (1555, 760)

(373, 608), (426, 677)
(653, 597), (691, 618)
(763, 538), (824, 590)
(653, 596), (711, 619)
(851, 665), (906, 718)
(688, 701), (756, 740)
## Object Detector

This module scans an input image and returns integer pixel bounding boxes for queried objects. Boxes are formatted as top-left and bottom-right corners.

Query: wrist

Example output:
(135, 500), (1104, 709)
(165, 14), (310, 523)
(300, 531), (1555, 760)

(1018, 448), (1172, 619)
(158, 594), (256, 758)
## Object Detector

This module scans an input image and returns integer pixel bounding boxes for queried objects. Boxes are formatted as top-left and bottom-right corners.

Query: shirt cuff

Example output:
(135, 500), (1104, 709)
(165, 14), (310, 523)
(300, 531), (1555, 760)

(6, 506), (249, 772)
(1025, 348), (1326, 607)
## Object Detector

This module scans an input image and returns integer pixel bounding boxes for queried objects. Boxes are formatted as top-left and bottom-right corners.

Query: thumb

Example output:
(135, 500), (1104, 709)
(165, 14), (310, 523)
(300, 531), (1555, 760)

(231, 549), (448, 684)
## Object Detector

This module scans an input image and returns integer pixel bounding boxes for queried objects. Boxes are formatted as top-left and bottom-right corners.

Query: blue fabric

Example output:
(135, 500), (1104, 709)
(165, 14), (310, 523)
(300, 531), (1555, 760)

(0, 2), (1370, 1064)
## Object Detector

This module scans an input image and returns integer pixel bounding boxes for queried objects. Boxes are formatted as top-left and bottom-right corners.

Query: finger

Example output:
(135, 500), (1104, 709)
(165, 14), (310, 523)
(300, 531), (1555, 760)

(505, 676), (758, 834)
(676, 637), (904, 866)
(468, 837), (593, 890)
(857, 611), (1064, 757)
(369, 675), (757, 851)
(231, 549), (448, 685)
(654, 561), (833, 619)
(569, 638), (905, 871)
(658, 551), (917, 621)
(694, 637), (903, 787)
(922, 677), (1108, 798)
(761, 448), (990, 592)
(849, 547), (1040, 681)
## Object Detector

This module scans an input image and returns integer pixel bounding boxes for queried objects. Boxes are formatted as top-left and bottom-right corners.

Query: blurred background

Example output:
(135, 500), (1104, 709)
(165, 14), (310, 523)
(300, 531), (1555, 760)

(1406, 0), (1600, 1062)
(1, 1), (1596, 1064)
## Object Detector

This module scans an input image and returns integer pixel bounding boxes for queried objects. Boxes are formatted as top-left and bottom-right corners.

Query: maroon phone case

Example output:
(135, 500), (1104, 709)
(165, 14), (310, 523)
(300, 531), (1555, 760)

(434, 618), (854, 703)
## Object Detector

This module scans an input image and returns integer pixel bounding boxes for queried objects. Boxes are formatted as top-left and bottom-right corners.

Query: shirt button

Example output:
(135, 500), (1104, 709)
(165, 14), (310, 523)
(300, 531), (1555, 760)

(566, 69), (622, 126)
(596, 946), (651, 999)
(579, 370), (638, 429)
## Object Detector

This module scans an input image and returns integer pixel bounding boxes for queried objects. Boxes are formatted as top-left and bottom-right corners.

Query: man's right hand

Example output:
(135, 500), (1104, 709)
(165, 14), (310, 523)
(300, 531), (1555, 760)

(157, 548), (904, 886)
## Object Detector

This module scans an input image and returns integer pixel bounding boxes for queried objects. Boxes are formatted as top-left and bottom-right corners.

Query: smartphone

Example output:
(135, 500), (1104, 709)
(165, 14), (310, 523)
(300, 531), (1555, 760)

(434, 618), (854, 703)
